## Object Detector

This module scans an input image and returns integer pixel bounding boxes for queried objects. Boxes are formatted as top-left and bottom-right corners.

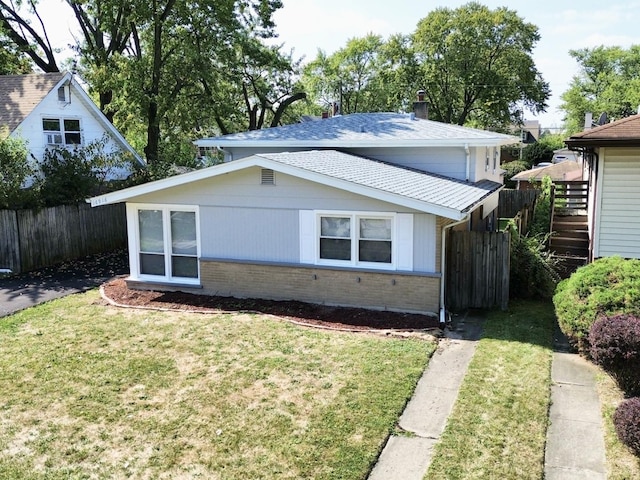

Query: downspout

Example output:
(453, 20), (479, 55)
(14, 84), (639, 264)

(465, 144), (470, 181)
(439, 214), (470, 324)
(216, 145), (232, 162)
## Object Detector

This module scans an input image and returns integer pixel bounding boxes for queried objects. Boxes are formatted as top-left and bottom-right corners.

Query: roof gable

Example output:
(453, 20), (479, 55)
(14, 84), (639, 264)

(90, 150), (501, 220)
(0, 72), (66, 133)
(196, 113), (519, 148)
(0, 71), (144, 165)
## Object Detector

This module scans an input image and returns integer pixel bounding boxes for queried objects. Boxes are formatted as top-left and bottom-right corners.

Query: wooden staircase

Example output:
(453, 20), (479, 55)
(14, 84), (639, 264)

(549, 181), (589, 277)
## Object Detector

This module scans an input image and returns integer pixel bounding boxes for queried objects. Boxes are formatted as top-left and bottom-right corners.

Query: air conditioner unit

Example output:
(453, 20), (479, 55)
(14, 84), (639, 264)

(46, 133), (64, 145)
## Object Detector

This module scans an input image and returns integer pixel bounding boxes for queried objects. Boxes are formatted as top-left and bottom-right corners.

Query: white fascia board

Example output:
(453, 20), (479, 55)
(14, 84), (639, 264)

(195, 137), (520, 150)
(89, 155), (267, 206)
(67, 76), (145, 166)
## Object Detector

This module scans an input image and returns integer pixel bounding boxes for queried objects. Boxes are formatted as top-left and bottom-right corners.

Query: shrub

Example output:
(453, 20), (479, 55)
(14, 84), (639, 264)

(553, 256), (640, 349)
(614, 397), (640, 456)
(0, 131), (32, 208)
(589, 315), (640, 395)
(509, 226), (560, 300)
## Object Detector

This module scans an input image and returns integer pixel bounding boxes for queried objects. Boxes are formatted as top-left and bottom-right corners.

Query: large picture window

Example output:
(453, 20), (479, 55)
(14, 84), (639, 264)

(317, 213), (394, 267)
(132, 205), (199, 282)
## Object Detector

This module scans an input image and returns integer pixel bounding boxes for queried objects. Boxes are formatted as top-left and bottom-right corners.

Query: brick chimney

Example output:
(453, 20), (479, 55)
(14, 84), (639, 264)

(413, 90), (428, 120)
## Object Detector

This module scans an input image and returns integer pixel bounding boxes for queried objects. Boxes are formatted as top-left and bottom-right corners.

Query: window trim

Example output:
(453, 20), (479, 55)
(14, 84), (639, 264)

(127, 203), (201, 284)
(315, 211), (397, 270)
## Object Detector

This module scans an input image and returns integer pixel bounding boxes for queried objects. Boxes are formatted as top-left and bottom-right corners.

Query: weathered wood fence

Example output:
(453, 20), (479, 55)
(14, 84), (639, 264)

(0, 203), (126, 274)
(446, 230), (511, 312)
(498, 188), (539, 219)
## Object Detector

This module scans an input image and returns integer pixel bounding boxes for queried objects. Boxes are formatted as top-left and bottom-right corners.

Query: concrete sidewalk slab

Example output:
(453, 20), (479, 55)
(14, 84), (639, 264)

(545, 350), (607, 480)
(367, 314), (483, 480)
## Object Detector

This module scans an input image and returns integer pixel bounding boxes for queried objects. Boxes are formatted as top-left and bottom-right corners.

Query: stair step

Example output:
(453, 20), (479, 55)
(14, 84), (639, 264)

(550, 236), (589, 246)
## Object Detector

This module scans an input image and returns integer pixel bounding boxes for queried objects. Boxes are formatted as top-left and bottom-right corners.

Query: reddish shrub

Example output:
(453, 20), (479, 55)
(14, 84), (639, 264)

(589, 314), (640, 396)
(614, 397), (640, 456)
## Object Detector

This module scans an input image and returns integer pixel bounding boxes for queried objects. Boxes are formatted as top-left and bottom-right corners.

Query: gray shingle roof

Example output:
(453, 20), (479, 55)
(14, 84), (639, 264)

(197, 113), (518, 148)
(256, 150), (501, 214)
(0, 72), (66, 133)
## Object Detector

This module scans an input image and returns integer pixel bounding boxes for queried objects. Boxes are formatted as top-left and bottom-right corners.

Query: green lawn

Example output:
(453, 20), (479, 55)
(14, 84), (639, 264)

(0, 290), (434, 479)
(426, 301), (556, 479)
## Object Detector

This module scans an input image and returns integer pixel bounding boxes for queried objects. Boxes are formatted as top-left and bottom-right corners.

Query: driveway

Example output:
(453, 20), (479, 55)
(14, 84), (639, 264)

(0, 250), (129, 318)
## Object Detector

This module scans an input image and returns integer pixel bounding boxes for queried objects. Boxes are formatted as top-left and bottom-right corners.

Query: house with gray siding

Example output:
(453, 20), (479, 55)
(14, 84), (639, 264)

(565, 114), (640, 261)
(90, 110), (518, 321)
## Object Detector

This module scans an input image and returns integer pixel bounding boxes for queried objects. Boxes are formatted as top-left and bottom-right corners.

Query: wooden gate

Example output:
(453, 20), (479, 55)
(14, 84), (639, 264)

(446, 230), (510, 312)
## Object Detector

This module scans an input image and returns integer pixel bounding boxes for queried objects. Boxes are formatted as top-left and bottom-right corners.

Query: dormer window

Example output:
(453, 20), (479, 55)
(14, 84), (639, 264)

(43, 118), (82, 146)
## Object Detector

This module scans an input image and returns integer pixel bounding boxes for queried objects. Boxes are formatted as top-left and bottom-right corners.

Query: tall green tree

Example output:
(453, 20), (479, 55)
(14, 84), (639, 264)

(411, 2), (549, 129)
(560, 45), (640, 134)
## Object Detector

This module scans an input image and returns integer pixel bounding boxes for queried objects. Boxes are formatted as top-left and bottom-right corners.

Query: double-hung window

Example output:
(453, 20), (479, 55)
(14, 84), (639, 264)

(131, 205), (199, 283)
(42, 118), (82, 146)
(318, 213), (394, 267)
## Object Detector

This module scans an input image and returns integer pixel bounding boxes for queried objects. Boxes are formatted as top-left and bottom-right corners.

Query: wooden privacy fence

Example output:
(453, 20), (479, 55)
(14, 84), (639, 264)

(498, 188), (539, 219)
(446, 230), (510, 312)
(0, 203), (126, 274)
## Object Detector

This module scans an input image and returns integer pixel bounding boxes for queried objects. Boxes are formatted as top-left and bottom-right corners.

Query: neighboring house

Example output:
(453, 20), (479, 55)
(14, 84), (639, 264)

(90, 108), (518, 320)
(511, 160), (584, 190)
(0, 71), (143, 179)
(565, 114), (640, 261)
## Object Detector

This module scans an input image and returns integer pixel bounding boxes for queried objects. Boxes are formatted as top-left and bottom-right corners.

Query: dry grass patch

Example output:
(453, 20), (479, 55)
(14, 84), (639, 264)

(0, 290), (434, 479)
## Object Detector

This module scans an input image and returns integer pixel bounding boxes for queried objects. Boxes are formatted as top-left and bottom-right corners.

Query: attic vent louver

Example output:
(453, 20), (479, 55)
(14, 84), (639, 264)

(261, 168), (275, 185)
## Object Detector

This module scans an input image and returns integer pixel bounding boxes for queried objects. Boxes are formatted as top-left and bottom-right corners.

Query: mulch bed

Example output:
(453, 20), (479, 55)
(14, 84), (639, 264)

(102, 278), (441, 333)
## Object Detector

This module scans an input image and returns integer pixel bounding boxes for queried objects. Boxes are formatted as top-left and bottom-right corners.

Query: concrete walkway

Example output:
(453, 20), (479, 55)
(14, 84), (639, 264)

(368, 314), (484, 480)
(368, 315), (608, 480)
(545, 328), (607, 480)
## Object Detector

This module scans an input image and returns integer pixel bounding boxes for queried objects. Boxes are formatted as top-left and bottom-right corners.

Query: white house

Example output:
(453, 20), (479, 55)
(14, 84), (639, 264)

(0, 71), (143, 179)
(565, 114), (640, 261)
(90, 109), (518, 321)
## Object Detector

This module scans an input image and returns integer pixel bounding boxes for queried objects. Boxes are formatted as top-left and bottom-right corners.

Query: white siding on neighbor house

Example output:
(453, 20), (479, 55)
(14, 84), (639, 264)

(199, 206), (299, 262)
(11, 85), (125, 169)
(471, 146), (503, 184)
(595, 148), (640, 259)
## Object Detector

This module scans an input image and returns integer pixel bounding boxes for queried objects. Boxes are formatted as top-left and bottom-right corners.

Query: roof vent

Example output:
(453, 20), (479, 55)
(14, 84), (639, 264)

(261, 168), (275, 185)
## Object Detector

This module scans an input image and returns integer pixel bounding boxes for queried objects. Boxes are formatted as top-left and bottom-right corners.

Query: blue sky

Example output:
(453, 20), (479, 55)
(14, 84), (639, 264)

(42, 0), (640, 128)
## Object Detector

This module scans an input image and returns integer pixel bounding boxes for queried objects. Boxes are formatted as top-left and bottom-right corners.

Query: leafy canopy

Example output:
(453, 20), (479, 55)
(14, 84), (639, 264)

(560, 45), (640, 134)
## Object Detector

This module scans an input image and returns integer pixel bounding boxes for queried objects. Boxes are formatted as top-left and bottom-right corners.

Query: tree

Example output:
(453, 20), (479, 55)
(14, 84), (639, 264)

(411, 2), (549, 129)
(560, 45), (640, 134)
(0, 130), (31, 208)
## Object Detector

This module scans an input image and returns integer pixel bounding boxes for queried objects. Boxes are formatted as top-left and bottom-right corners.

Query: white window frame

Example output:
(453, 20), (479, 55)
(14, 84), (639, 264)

(42, 117), (83, 147)
(303, 210), (410, 271)
(127, 203), (200, 284)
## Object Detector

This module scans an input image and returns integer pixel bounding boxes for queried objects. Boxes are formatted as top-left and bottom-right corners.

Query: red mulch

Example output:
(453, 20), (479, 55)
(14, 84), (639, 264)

(102, 278), (441, 332)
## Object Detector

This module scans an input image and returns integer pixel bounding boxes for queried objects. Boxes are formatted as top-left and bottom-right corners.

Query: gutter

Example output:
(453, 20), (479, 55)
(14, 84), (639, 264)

(439, 214), (470, 324)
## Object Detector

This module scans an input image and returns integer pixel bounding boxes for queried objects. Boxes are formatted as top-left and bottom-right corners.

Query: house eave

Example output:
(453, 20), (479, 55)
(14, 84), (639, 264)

(565, 138), (640, 148)
(196, 138), (519, 150)
(89, 154), (476, 221)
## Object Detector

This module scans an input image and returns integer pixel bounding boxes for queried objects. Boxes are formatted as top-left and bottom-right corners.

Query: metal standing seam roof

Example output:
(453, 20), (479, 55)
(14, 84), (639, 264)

(255, 150), (502, 213)
(0, 72), (66, 133)
(196, 113), (519, 147)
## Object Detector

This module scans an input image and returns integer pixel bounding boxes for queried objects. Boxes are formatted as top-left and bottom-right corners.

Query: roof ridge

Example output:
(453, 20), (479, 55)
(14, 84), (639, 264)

(571, 113), (640, 138)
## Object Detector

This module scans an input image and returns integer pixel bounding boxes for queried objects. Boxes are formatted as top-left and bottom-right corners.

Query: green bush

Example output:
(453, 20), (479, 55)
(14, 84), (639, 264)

(509, 226), (561, 300)
(553, 256), (640, 349)
(0, 131), (32, 208)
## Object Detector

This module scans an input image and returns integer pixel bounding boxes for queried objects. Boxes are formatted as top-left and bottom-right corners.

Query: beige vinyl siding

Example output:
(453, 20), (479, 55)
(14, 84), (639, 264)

(597, 149), (640, 258)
